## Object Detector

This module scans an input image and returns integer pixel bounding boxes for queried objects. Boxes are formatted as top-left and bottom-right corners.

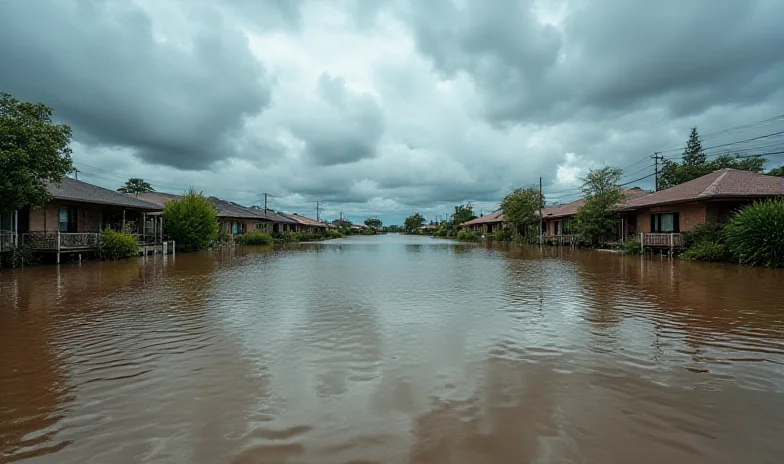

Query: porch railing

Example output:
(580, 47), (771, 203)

(22, 232), (99, 250)
(544, 234), (577, 244)
(642, 233), (684, 248)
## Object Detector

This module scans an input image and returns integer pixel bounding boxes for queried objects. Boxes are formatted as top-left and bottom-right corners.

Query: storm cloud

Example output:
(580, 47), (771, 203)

(1, 0), (783, 224)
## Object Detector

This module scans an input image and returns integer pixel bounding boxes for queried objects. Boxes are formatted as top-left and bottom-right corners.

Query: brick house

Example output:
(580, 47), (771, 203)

(278, 213), (327, 234)
(618, 169), (784, 247)
(461, 212), (505, 234)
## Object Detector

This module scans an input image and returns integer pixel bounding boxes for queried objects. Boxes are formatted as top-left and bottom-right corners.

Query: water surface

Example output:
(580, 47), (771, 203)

(1, 234), (783, 463)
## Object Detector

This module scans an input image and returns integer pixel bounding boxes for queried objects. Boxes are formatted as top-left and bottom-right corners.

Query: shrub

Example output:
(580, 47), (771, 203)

(163, 188), (219, 252)
(681, 241), (729, 262)
(456, 230), (477, 240)
(324, 229), (344, 239)
(725, 199), (784, 268)
(622, 237), (642, 255)
(1, 244), (37, 268)
(236, 231), (273, 245)
(683, 221), (726, 248)
(98, 228), (139, 260)
(492, 228), (514, 242)
(216, 230), (232, 244)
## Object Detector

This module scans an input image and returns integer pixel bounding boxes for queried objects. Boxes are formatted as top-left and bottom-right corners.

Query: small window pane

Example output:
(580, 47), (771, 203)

(660, 214), (674, 232)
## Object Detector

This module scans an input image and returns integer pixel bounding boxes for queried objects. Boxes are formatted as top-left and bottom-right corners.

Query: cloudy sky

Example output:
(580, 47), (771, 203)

(2, 0), (783, 225)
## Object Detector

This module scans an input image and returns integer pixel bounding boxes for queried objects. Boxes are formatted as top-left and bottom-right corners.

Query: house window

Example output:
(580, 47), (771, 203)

(554, 221), (560, 235)
(58, 207), (78, 232)
(651, 212), (679, 233)
(562, 219), (573, 235)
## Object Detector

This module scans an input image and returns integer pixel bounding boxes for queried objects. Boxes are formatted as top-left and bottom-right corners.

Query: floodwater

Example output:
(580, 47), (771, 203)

(1, 235), (783, 464)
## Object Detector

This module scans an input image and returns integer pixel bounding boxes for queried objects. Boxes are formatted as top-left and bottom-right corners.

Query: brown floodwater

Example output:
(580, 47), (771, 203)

(1, 234), (783, 463)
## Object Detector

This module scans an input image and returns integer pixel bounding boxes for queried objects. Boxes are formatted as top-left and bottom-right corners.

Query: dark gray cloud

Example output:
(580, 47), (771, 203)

(287, 73), (385, 166)
(0, 0), (274, 169)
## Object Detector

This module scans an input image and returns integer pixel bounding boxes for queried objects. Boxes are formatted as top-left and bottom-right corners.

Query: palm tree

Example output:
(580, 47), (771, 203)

(117, 178), (154, 197)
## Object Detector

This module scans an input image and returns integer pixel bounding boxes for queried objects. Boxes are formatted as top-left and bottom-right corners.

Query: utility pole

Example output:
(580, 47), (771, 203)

(539, 176), (543, 245)
(262, 192), (269, 212)
(73, 168), (79, 180)
(651, 152), (664, 192)
(316, 201), (320, 222)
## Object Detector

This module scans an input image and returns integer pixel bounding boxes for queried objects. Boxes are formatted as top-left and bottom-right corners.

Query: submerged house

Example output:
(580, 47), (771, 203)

(278, 213), (327, 234)
(618, 169), (784, 247)
(461, 212), (505, 234)
(6, 177), (164, 261)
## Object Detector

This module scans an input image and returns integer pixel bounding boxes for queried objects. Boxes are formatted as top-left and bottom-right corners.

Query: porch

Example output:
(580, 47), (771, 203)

(640, 233), (684, 248)
(544, 234), (577, 245)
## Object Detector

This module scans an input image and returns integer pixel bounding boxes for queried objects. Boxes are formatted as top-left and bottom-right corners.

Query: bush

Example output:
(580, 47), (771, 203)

(98, 228), (139, 260)
(216, 230), (232, 244)
(622, 237), (642, 255)
(725, 199), (784, 268)
(456, 230), (477, 240)
(324, 229), (344, 239)
(236, 231), (273, 245)
(681, 241), (729, 262)
(1, 244), (37, 268)
(491, 228), (513, 242)
(683, 221), (726, 248)
(163, 188), (219, 252)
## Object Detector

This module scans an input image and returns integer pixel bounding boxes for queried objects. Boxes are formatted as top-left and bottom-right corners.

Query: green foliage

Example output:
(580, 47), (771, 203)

(163, 188), (219, 252)
(725, 199), (784, 268)
(492, 228), (514, 242)
(456, 230), (477, 240)
(236, 231), (273, 245)
(659, 128), (767, 189)
(385, 225), (403, 233)
(452, 204), (477, 226)
(97, 228), (139, 260)
(1, 244), (37, 268)
(622, 237), (642, 255)
(574, 167), (625, 246)
(682, 221), (726, 248)
(768, 166), (784, 177)
(117, 178), (154, 196)
(0, 93), (74, 211)
(500, 188), (542, 240)
(404, 213), (425, 233)
(364, 217), (383, 229)
(324, 229), (344, 239)
(681, 241), (729, 262)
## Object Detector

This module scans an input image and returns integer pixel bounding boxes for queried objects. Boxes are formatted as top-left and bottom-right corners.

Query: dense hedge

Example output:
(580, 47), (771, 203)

(236, 231), (273, 245)
(456, 230), (477, 240)
(725, 199), (784, 268)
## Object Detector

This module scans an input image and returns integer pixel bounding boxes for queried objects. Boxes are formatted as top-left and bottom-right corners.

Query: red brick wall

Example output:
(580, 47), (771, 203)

(636, 202), (707, 233)
(28, 201), (105, 232)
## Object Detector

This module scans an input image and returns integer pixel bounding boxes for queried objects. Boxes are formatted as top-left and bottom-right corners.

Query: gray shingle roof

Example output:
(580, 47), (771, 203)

(47, 177), (163, 210)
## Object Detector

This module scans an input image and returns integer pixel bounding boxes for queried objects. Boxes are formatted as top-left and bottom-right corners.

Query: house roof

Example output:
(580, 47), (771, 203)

(540, 188), (650, 219)
(279, 213), (327, 227)
(136, 192), (181, 207)
(619, 169), (784, 210)
(462, 211), (504, 226)
(48, 177), (162, 211)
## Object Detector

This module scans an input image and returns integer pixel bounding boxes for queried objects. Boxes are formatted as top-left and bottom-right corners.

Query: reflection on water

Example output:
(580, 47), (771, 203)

(1, 235), (783, 463)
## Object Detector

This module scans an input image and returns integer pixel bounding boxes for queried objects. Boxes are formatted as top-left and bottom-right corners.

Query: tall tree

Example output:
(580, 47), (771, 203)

(574, 167), (625, 246)
(163, 188), (219, 252)
(403, 213), (425, 233)
(364, 217), (382, 229)
(682, 127), (706, 167)
(500, 187), (542, 241)
(767, 166), (784, 177)
(118, 178), (155, 196)
(0, 93), (73, 211)
(451, 203), (477, 225)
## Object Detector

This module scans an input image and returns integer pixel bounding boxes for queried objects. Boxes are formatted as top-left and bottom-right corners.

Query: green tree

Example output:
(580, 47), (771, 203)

(404, 213), (425, 233)
(163, 188), (219, 251)
(0, 93), (73, 211)
(659, 128), (766, 189)
(767, 165), (784, 177)
(451, 204), (477, 225)
(500, 187), (542, 241)
(364, 217), (383, 229)
(574, 167), (625, 246)
(118, 178), (154, 196)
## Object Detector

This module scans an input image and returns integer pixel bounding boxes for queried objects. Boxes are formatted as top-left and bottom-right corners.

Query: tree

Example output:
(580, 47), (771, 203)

(659, 128), (766, 189)
(364, 217), (383, 229)
(163, 188), (219, 252)
(767, 165), (784, 177)
(500, 187), (542, 241)
(0, 92), (73, 212)
(118, 178), (154, 196)
(682, 127), (706, 167)
(574, 167), (625, 246)
(404, 213), (425, 233)
(451, 203), (477, 226)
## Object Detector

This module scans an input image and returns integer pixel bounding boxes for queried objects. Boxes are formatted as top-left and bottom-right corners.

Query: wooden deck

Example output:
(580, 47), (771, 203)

(642, 233), (684, 248)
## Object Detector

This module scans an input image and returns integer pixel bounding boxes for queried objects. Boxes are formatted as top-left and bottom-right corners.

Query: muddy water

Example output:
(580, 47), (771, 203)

(1, 234), (783, 463)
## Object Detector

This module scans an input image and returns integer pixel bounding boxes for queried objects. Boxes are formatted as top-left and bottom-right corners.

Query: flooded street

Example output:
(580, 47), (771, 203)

(1, 234), (783, 463)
